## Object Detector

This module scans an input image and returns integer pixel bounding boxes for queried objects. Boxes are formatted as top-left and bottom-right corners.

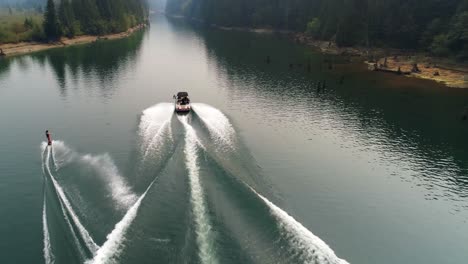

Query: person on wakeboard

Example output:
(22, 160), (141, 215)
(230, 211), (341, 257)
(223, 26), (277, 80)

(45, 130), (52, 146)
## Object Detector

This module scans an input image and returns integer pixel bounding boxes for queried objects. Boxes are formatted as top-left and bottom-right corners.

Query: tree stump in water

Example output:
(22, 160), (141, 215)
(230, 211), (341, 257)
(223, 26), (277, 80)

(0, 48), (5, 57)
(316, 81), (322, 92)
(339, 76), (345, 85)
(411, 63), (421, 73)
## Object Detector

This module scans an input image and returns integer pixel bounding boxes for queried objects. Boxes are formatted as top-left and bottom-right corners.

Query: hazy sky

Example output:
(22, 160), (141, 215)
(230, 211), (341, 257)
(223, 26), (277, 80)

(149, 0), (167, 10)
(0, 0), (44, 7)
(1, 0), (163, 9)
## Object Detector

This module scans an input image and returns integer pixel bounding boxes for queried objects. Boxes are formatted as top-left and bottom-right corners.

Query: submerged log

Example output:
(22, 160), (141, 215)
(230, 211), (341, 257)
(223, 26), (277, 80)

(375, 67), (411, 75)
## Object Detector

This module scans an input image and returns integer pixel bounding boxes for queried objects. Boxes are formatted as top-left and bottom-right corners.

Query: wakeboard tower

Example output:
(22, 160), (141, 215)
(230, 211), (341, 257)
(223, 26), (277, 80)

(174, 92), (191, 113)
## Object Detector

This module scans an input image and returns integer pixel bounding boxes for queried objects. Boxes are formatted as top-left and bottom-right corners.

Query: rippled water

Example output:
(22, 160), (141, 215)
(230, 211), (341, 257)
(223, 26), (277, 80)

(0, 15), (468, 264)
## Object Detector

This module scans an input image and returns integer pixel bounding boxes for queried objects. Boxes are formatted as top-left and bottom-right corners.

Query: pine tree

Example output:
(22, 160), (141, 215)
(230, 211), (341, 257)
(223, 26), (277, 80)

(59, 0), (76, 37)
(43, 0), (62, 40)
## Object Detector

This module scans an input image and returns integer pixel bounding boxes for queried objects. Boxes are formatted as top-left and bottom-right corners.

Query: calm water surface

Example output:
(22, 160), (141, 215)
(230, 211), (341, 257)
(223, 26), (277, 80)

(1, 15), (468, 264)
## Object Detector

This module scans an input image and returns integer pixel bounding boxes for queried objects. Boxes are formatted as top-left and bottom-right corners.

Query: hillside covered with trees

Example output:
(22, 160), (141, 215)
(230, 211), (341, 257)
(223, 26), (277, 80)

(0, 0), (148, 44)
(166, 0), (468, 61)
(43, 0), (148, 39)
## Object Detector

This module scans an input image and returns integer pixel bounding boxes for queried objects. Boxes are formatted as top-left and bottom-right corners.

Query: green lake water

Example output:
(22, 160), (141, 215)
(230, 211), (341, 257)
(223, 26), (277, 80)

(1, 15), (468, 264)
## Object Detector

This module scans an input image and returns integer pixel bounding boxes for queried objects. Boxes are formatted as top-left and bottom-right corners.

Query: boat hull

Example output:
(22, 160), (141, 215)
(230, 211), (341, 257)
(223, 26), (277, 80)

(175, 105), (191, 113)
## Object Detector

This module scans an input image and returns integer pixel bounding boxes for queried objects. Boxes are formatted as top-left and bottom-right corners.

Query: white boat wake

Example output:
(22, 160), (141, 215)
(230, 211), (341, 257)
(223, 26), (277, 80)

(42, 104), (176, 263)
(42, 144), (99, 260)
(251, 187), (349, 264)
(41, 103), (348, 264)
(192, 104), (349, 264)
(48, 141), (138, 211)
(179, 115), (219, 264)
(42, 195), (54, 264)
(80, 154), (138, 210)
(192, 103), (236, 149)
(138, 103), (174, 160)
(85, 104), (176, 263)
(87, 177), (156, 264)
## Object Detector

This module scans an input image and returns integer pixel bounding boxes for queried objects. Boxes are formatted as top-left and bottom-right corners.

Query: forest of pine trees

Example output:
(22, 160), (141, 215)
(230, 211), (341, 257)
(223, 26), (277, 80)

(0, 0), (148, 43)
(166, 0), (468, 61)
(43, 0), (148, 40)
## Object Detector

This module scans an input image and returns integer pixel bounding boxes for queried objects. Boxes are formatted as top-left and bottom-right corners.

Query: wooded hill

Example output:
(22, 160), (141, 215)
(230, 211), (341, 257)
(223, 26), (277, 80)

(0, 0), (148, 43)
(166, 0), (468, 61)
(44, 0), (148, 39)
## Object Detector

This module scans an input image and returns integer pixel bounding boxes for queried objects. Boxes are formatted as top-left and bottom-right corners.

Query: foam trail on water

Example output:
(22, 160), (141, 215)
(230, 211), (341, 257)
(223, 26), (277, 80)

(249, 187), (349, 264)
(190, 106), (346, 263)
(46, 147), (100, 255)
(41, 142), (48, 174)
(45, 147), (87, 259)
(88, 174), (159, 264)
(192, 103), (235, 148)
(50, 140), (75, 170)
(179, 115), (219, 264)
(42, 195), (54, 264)
(88, 104), (174, 263)
(48, 141), (137, 211)
(138, 103), (174, 159)
(80, 154), (138, 210)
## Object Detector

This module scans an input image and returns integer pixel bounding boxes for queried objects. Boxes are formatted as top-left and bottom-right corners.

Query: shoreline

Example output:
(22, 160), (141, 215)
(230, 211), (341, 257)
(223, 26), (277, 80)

(0, 23), (147, 57)
(211, 24), (468, 89)
(291, 32), (468, 88)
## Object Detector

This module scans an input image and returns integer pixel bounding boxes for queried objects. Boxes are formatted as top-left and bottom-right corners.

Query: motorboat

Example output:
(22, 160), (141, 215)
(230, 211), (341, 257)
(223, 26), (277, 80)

(174, 92), (191, 113)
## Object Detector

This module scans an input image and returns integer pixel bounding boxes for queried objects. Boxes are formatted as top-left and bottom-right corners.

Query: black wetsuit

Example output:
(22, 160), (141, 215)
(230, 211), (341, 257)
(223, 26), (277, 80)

(46, 132), (52, 145)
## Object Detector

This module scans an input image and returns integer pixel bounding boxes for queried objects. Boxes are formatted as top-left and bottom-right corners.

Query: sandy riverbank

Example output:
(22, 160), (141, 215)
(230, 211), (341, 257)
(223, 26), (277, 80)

(292, 32), (468, 88)
(0, 24), (147, 57)
(370, 56), (468, 88)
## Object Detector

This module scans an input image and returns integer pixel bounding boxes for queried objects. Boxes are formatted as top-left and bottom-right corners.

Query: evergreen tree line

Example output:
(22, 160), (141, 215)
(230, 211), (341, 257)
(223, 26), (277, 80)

(166, 0), (468, 60)
(43, 0), (148, 40)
